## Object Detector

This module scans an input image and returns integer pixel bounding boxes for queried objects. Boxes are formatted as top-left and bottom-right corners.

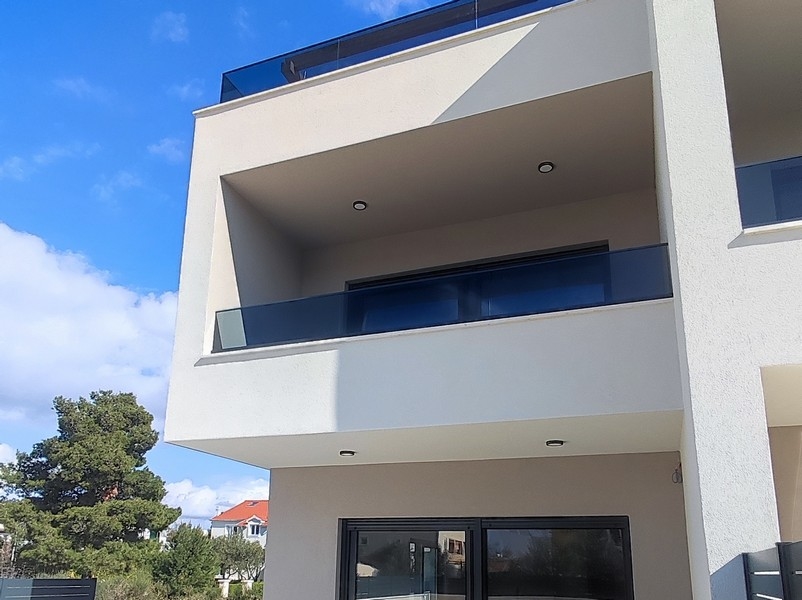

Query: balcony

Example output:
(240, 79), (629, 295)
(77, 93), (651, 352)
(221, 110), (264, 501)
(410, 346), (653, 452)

(220, 0), (576, 102)
(736, 156), (802, 228)
(215, 244), (672, 352)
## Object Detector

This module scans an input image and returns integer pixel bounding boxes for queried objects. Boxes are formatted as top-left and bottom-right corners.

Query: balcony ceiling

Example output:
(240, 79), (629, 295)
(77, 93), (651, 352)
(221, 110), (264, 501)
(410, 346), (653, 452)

(715, 0), (802, 124)
(223, 73), (654, 249)
(175, 410), (684, 470)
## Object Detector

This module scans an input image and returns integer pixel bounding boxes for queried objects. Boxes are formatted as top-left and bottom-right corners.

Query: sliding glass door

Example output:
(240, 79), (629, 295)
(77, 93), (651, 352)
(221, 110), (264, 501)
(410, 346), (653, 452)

(339, 517), (633, 600)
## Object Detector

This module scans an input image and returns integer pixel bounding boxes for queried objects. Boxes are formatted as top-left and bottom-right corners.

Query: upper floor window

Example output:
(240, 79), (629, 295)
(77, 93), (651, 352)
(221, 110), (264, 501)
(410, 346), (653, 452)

(736, 155), (802, 227)
(249, 524), (261, 536)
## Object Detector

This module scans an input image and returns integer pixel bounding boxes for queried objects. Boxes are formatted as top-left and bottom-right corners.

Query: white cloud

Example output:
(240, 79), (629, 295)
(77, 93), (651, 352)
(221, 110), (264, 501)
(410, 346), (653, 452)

(54, 77), (113, 103)
(233, 6), (255, 39)
(168, 79), (204, 102)
(0, 443), (16, 464)
(348, 0), (431, 19)
(0, 223), (177, 426)
(152, 12), (189, 43)
(32, 142), (100, 166)
(165, 478), (271, 519)
(148, 138), (185, 163)
(0, 156), (27, 180)
(92, 170), (142, 202)
(0, 142), (100, 181)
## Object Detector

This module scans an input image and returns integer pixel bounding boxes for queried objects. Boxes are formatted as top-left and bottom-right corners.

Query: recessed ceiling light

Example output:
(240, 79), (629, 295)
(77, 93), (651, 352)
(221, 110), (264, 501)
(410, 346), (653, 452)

(339, 449), (357, 457)
(545, 439), (565, 447)
(353, 200), (368, 211)
(538, 161), (555, 174)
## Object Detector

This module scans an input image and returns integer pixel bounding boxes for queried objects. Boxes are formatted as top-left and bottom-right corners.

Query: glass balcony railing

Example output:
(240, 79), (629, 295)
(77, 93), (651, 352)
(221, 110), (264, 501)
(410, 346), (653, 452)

(736, 155), (802, 228)
(220, 0), (574, 103)
(214, 244), (672, 352)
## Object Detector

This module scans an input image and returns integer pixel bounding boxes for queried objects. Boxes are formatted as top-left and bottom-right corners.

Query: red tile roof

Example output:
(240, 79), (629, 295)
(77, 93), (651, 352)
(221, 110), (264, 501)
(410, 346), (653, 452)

(211, 500), (269, 523)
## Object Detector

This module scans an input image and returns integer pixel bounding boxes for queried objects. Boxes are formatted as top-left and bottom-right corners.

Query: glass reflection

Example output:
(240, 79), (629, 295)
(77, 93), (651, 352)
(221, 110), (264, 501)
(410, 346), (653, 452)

(355, 530), (467, 600)
(486, 528), (626, 600)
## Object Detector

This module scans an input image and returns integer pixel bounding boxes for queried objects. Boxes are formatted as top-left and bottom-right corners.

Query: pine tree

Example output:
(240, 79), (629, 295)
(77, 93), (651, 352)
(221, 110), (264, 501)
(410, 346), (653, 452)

(0, 391), (181, 576)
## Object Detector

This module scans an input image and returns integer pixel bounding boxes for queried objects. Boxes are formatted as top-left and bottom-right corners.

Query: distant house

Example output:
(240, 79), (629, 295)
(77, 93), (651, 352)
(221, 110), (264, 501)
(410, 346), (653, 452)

(210, 500), (268, 548)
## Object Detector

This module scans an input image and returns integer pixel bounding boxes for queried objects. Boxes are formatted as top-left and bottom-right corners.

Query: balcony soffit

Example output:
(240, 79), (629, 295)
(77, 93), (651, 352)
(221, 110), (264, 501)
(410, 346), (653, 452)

(223, 73), (655, 249)
(715, 0), (802, 124)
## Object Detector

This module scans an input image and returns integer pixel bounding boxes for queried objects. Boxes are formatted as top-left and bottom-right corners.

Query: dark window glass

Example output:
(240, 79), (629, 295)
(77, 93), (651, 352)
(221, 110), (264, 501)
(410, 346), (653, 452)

(481, 253), (609, 318)
(354, 530), (468, 600)
(347, 245), (609, 333)
(486, 528), (627, 599)
(341, 518), (633, 600)
(347, 281), (461, 334)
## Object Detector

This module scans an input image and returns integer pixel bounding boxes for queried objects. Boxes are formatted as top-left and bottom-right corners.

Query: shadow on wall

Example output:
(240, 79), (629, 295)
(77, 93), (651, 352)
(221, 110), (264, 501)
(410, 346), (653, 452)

(433, 0), (650, 125)
(221, 180), (302, 309)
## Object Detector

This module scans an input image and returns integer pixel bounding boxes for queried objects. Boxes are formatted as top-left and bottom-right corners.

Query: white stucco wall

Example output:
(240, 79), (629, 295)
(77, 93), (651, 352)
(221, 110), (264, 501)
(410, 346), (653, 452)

(649, 0), (793, 598)
(163, 0), (802, 596)
(194, 0), (650, 174)
(167, 0), (655, 422)
(301, 189), (660, 296)
(166, 298), (681, 467)
(728, 108), (802, 372)
(264, 453), (693, 600)
(220, 183), (302, 308)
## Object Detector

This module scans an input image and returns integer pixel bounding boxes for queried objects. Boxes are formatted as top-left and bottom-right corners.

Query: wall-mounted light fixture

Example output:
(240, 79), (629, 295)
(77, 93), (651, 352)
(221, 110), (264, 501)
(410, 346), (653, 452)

(538, 161), (555, 174)
(545, 439), (565, 447)
(353, 200), (368, 211)
(339, 449), (357, 457)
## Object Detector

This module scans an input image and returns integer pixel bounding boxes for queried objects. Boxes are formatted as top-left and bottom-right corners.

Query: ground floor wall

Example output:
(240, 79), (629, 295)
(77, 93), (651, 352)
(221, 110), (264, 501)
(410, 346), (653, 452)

(263, 452), (693, 599)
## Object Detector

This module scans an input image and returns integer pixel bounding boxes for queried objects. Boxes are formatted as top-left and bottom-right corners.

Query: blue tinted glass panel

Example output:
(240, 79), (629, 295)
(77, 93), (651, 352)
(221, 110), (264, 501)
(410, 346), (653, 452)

(482, 254), (609, 317)
(773, 162), (802, 222)
(477, 0), (573, 27)
(736, 156), (802, 227)
(215, 244), (672, 351)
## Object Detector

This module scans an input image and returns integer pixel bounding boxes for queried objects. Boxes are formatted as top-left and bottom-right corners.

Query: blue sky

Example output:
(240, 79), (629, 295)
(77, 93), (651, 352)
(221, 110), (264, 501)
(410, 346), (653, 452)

(0, 0), (433, 522)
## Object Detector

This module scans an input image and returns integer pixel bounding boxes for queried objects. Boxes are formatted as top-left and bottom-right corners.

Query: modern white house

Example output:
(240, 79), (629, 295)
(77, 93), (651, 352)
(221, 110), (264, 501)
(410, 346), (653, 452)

(210, 500), (269, 548)
(164, 0), (802, 598)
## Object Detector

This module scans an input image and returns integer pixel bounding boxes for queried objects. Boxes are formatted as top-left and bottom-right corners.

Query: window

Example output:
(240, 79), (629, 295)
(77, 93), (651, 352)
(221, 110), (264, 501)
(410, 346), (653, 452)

(345, 244), (611, 336)
(249, 524), (261, 536)
(339, 517), (633, 600)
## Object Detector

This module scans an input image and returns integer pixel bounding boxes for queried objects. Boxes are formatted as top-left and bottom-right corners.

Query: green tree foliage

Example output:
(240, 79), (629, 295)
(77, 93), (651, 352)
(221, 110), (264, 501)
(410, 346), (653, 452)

(96, 569), (168, 600)
(0, 499), (75, 574)
(153, 525), (219, 597)
(228, 581), (263, 600)
(0, 391), (181, 576)
(212, 533), (265, 581)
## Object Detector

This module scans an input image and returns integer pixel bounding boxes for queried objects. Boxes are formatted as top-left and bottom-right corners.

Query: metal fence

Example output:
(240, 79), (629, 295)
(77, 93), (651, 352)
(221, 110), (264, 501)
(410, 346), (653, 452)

(744, 542), (802, 600)
(0, 579), (96, 600)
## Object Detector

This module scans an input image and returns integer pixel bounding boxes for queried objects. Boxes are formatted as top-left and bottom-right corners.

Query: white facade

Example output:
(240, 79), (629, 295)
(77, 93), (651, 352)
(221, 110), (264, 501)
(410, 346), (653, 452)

(165, 0), (802, 598)
(210, 519), (267, 548)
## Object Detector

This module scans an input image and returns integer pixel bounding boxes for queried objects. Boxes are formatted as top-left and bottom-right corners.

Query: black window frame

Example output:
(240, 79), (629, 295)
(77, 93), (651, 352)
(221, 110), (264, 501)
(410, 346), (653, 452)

(338, 516), (635, 600)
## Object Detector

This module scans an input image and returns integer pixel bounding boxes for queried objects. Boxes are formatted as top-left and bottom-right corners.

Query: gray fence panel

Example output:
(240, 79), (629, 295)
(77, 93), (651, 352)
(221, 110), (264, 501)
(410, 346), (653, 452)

(744, 546), (783, 600)
(0, 579), (95, 600)
(780, 541), (802, 600)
